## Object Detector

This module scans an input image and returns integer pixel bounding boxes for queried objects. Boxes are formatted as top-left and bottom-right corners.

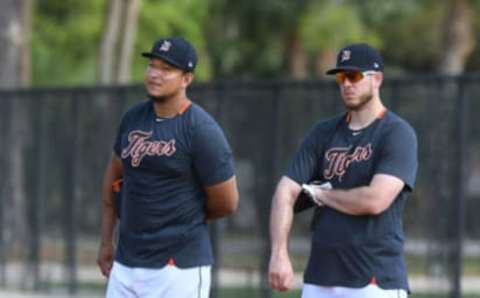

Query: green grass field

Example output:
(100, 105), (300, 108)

(216, 288), (480, 298)
(220, 252), (480, 275)
(25, 282), (480, 298)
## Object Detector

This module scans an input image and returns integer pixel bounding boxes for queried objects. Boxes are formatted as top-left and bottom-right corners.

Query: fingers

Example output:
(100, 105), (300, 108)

(302, 184), (323, 207)
(268, 255), (294, 291)
(268, 271), (293, 291)
(302, 182), (332, 207)
(97, 258), (113, 277)
(97, 245), (114, 278)
(312, 195), (324, 207)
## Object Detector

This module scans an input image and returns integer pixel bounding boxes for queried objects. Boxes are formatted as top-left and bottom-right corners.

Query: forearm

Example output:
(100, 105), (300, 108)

(270, 178), (299, 255)
(100, 203), (117, 245)
(100, 174), (118, 245)
(100, 156), (122, 245)
(270, 194), (294, 255)
(319, 174), (405, 216)
(321, 186), (378, 215)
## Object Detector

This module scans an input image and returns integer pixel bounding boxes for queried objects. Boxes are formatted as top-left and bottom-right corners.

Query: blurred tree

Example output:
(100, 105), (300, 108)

(118, 0), (141, 83)
(349, 0), (431, 74)
(438, 0), (475, 74)
(205, 0), (380, 78)
(0, 0), (31, 87)
(300, 0), (380, 77)
(98, 0), (122, 84)
(28, 0), (480, 84)
(98, 0), (141, 84)
(0, 0), (34, 289)
(205, 0), (314, 79)
(131, 0), (211, 81)
(32, 0), (104, 85)
(352, 0), (476, 75)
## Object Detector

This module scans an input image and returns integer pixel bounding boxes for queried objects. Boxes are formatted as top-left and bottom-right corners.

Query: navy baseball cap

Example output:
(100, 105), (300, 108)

(142, 37), (197, 72)
(326, 43), (384, 75)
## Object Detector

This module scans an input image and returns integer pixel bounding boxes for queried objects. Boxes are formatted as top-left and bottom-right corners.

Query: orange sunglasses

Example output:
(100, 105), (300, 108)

(335, 71), (376, 84)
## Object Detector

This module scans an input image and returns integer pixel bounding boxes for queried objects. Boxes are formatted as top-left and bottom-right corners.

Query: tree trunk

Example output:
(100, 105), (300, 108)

(0, 0), (25, 88)
(98, 0), (123, 84)
(438, 0), (475, 75)
(0, 0), (29, 241)
(0, 0), (32, 288)
(20, 0), (32, 86)
(314, 49), (336, 78)
(117, 0), (141, 84)
(286, 30), (307, 79)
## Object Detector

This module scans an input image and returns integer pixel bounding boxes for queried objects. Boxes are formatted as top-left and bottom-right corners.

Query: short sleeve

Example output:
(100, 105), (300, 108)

(286, 126), (322, 185)
(192, 122), (235, 186)
(113, 117), (127, 156)
(375, 123), (418, 191)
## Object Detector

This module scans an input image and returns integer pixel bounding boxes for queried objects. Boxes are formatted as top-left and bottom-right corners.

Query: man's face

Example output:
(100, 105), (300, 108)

(335, 71), (381, 111)
(144, 58), (190, 100)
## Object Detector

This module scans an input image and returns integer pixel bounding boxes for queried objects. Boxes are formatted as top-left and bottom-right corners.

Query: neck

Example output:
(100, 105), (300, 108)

(151, 92), (188, 118)
(348, 96), (385, 130)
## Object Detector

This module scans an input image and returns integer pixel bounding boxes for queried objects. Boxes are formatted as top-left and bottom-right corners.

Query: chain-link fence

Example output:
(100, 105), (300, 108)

(1, 76), (480, 297)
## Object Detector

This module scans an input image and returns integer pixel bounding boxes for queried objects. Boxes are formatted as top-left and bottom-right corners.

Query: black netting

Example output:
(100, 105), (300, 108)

(0, 76), (479, 297)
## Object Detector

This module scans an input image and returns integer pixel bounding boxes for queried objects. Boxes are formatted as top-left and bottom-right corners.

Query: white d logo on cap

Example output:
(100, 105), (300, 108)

(340, 50), (351, 62)
(159, 41), (172, 52)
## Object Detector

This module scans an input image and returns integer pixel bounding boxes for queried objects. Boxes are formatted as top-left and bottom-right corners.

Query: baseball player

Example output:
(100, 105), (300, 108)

(268, 43), (418, 298)
(97, 37), (239, 298)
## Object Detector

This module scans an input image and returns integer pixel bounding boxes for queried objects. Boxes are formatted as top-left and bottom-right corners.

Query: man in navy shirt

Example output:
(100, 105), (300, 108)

(268, 44), (417, 298)
(97, 37), (239, 298)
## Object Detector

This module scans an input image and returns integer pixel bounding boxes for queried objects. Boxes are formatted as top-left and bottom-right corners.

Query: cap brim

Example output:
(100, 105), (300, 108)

(326, 66), (364, 75)
(141, 52), (187, 71)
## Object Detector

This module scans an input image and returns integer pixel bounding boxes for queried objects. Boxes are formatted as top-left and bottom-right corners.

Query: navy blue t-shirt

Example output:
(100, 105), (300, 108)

(287, 111), (418, 291)
(113, 99), (235, 268)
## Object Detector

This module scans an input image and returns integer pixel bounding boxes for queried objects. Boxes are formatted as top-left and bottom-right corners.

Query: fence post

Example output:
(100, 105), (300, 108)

(210, 81), (226, 298)
(451, 78), (468, 298)
(0, 94), (12, 286)
(28, 94), (47, 291)
(63, 93), (80, 294)
(260, 84), (283, 298)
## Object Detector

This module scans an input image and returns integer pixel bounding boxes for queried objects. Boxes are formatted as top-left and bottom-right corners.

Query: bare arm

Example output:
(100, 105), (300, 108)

(317, 174), (404, 215)
(205, 176), (239, 220)
(97, 154), (123, 277)
(268, 176), (302, 291)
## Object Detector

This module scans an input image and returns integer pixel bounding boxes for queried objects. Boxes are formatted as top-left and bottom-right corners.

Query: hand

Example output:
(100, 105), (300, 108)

(268, 252), (294, 291)
(302, 182), (331, 207)
(97, 242), (114, 277)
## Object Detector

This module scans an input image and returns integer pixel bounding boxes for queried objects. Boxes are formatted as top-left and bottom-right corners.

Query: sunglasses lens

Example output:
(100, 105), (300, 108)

(349, 72), (364, 82)
(336, 71), (365, 84)
(335, 73), (346, 84)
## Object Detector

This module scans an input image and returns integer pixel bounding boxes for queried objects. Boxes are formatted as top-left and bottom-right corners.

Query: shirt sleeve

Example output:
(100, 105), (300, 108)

(192, 122), (235, 186)
(286, 125), (322, 185)
(113, 117), (127, 156)
(374, 122), (418, 191)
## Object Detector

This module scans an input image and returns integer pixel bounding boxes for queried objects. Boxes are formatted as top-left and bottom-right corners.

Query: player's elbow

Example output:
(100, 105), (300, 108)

(221, 192), (239, 215)
(365, 204), (386, 215)
(364, 195), (392, 215)
(206, 192), (239, 220)
(205, 176), (239, 219)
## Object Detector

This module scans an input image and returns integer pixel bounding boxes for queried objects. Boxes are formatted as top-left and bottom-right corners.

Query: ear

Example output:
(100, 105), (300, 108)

(182, 72), (194, 88)
(373, 72), (384, 88)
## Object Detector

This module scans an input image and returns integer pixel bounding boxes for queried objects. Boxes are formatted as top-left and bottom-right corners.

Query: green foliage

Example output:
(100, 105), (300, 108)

(132, 0), (212, 82)
(370, 1), (444, 74)
(32, 0), (104, 86)
(349, 0), (422, 26)
(203, 0), (310, 78)
(300, 0), (381, 53)
(29, 0), (480, 85)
